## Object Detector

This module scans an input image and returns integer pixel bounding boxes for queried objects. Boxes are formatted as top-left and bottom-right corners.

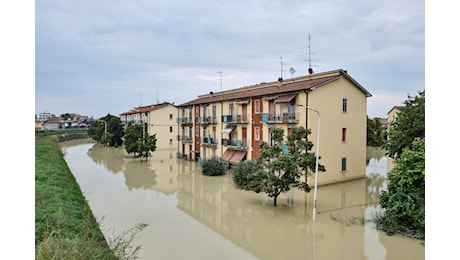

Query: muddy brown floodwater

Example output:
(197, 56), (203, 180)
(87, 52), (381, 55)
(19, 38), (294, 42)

(61, 140), (424, 260)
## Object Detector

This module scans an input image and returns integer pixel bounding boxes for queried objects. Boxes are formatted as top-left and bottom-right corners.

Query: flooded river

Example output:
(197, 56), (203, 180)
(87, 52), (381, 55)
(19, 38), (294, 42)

(61, 140), (424, 259)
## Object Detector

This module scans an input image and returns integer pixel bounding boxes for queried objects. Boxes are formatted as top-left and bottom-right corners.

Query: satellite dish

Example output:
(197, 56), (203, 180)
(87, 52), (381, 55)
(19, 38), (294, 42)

(308, 67), (313, 74)
(289, 67), (295, 77)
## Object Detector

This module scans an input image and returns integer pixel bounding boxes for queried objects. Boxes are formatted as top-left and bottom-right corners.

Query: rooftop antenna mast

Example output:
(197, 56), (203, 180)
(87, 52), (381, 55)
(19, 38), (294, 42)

(217, 71), (223, 91)
(140, 92), (142, 106)
(156, 89), (159, 104)
(279, 56), (284, 79)
(306, 34), (318, 74)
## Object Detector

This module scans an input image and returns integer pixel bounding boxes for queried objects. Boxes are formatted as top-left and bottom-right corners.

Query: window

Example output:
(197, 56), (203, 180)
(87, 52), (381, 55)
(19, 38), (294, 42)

(341, 157), (347, 172)
(342, 128), (346, 142)
(255, 100), (260, 114)
(170, 127), (173, 133)
(342, 98), (347, 113)
(255, 127), (260, 140)
(169, 139), (173, 145)
(169, 113), (173, 120)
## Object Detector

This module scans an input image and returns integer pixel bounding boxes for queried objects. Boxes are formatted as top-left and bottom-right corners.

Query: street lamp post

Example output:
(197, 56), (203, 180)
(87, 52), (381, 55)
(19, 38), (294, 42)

(296, 104), (320, 222)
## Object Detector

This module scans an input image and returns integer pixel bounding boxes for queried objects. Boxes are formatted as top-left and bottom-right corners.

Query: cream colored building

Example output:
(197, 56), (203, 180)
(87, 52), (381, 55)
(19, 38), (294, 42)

(177, 69), (372, 186)
(120, 102), (178, 150)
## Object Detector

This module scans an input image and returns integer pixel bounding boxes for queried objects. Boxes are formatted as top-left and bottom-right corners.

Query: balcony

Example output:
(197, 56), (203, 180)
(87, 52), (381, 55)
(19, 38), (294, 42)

(267, 112), (299, 123)
(180, 117), (193, 126)
(236, 114), (249, 124)
(221, 139), (248, 150)
(202, 137), (218, 147)
(179, 135), (193, 143)
(221, 115), (233, 123)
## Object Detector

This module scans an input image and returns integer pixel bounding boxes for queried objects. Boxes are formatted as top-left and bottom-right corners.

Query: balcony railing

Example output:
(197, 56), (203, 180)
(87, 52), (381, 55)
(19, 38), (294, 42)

(180, 117), (193, 125)
(267, 112), (299, 123)
(202, 137), (218, 146)
(236, 114), (249, 123)
(178, 135), (193, 143)
(221, 139), (248, 149)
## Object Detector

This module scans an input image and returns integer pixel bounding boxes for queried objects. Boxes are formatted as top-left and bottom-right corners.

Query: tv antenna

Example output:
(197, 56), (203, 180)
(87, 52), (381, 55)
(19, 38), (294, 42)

(306, 34), (318, 74)
(156, 89), (159, 104)
(217, 71), (223, 91)
(277, 56), (285, 79)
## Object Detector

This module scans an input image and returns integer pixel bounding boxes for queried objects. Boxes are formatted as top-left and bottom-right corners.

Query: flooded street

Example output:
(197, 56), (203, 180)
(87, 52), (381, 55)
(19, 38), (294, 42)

(61, 140), (424, 259)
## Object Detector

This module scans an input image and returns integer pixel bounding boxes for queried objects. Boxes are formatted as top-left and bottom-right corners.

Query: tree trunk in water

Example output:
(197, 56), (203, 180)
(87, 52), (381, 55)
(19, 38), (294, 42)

(273, 196), (277, 206)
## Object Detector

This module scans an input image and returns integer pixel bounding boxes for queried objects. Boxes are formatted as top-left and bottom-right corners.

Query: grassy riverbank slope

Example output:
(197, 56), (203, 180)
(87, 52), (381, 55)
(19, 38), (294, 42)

(35, 131), (117, 259)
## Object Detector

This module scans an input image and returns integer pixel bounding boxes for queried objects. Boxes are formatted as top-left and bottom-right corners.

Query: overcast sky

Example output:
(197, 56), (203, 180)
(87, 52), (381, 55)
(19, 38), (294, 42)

(34, 0), (425, 119)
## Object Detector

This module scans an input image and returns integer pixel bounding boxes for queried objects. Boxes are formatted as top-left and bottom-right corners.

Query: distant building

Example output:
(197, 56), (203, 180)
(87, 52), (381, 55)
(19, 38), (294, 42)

(37, 112), (55, 122)
(43, 119), (64, 130)
(120, 102), (178, 150)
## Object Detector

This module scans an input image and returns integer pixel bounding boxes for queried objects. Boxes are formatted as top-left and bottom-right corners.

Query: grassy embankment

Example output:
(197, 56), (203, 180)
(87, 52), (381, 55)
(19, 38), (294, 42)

(35, 130), (118, 259)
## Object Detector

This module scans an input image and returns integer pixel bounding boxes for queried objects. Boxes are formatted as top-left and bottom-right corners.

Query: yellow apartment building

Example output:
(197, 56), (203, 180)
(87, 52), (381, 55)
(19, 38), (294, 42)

(177, 69), (372, 185)
(120, 102), (178, 150)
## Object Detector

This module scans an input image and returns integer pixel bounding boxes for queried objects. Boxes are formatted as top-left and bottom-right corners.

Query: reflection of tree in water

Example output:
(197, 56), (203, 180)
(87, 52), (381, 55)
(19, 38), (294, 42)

(87, 144), (126, 174)
(365, 147), (388, 207)
(123, 159), (157, 191)
(366, 146), (387, 165)
(366, 173), (386, 206)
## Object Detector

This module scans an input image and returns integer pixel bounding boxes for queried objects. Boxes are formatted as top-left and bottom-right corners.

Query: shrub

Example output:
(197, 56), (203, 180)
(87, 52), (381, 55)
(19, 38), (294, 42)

(201, 157), (226, 176)
(376, 137), (425, 240)
(230, 160), (262, 189)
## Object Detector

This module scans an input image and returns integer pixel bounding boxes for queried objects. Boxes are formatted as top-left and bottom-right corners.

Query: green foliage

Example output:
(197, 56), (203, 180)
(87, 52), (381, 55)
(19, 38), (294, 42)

(124, 123), (157, 159)
(231, 160), (264, 191)
(377, 137), (425, 240)
(88, 114), (124, 146)
(236, 126), (325, 206)
(385, 90), (425, 159)
(201, 156), (226, 176)
(367, 116), (385, 147)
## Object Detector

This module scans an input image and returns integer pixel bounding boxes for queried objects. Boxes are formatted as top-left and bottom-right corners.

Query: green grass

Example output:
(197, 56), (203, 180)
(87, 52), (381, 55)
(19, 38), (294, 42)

(35, 131), (128, 259)
(35, 131), (148, 259)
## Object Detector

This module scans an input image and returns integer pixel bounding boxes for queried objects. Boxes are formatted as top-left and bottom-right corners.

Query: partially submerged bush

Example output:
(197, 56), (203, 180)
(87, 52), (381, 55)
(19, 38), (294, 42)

(230, 160), (263, 190)
(200, 156), (226, 176)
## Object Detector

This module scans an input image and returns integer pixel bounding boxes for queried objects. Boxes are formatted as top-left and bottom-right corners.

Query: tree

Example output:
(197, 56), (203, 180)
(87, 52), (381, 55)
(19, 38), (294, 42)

(377, 137), (425, 240)
(88, 114), (124, 146)
(232, 126), (325, 206)
(367, 116), (385, 147)
(124, 123), (143, 155)
(123, 122), (157, 159)
(385, 90), (425, 159)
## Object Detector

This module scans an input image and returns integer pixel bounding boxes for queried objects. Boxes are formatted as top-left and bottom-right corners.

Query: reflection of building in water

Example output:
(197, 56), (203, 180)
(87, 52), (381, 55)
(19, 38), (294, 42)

(177, 169), (368, 260)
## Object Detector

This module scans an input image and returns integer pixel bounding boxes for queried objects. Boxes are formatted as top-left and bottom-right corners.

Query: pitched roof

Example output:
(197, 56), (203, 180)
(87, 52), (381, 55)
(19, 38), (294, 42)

(120, 102), (175, 116)
(178, 69), (371, 107)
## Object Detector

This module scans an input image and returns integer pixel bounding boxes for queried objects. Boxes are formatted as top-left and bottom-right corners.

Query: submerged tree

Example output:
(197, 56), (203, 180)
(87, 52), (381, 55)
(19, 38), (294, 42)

(88, 114), (124, 146)
(385, 90), (425, 159)
(231, 126), (325, 206)
(124, 122), (157, 160)
(377, 137), (425, 240)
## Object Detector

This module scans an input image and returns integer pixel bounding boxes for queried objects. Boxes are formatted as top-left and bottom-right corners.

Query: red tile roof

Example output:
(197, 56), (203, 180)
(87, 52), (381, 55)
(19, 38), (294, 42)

(177, 69), (371, 107)
(178, 75), (339, 107)
(120, 102), (174, 116)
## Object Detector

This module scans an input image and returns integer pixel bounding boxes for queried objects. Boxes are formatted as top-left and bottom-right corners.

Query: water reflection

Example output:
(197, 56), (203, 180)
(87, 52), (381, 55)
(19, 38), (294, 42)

(63, 142), (424, 260)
